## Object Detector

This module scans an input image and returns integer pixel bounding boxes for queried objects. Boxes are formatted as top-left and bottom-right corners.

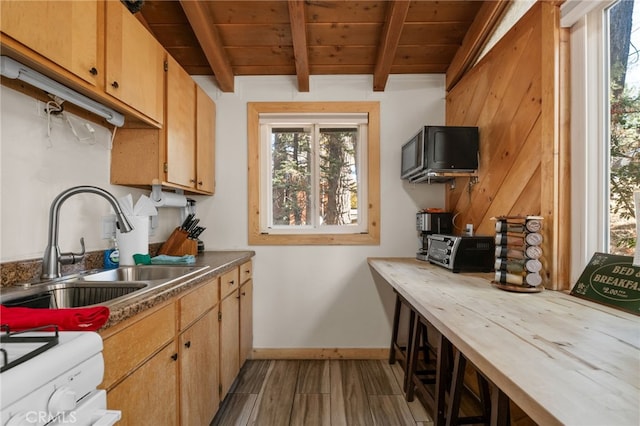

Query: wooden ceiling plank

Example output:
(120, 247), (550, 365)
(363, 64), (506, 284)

(446, 0), (511, 92)
(179, 0), (235, 92)
(288, 0), (310, 92)
(373, 0), (411, 91)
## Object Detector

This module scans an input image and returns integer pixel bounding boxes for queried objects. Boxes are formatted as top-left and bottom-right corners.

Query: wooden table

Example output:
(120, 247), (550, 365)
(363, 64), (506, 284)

(368, 258), (640, 426)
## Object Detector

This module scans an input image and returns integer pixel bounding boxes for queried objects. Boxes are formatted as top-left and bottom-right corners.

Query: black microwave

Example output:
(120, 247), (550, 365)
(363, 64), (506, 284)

(401, 126), (479, 181)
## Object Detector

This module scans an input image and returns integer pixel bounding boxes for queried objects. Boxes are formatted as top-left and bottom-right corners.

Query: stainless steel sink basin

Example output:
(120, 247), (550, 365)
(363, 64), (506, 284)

(1, 282), (148, 309)
(1, 265), (209, 309)
(78, 265), (206, 282)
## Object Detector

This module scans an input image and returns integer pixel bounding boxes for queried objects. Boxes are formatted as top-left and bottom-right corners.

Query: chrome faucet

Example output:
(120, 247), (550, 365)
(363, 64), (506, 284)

(41, 186), (134, 279)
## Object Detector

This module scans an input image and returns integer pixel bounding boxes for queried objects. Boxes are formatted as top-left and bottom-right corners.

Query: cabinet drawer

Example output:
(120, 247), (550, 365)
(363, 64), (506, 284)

(221, 268), (239, 300)
(240, 261), (252, 284)
(101, 303), (175, 390)
(179, 278), (218, 331)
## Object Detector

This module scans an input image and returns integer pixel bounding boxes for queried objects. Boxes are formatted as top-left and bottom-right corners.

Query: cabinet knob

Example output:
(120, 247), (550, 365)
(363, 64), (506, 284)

(111, 81), (119, 89)
(241, 291), (246, 296)
(190, 178), (196, 183)
(184, 341), (191, 349)
(229, 280), (235, 285)
(198, 181), (203, 186)
(89, 67), (98, 76)
(171, 353), (178, 361)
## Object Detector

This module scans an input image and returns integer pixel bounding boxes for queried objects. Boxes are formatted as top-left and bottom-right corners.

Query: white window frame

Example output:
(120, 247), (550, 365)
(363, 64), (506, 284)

(565, 1), (616, 282)
(247, 101), (380, 246)
(259, 114), (369, 234)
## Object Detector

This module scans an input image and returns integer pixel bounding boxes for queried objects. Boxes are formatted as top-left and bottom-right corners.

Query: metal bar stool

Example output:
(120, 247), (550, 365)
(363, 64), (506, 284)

(406, 314), (449, 426)
(446, 349), (491, 426)
(389, 291), (416, 392)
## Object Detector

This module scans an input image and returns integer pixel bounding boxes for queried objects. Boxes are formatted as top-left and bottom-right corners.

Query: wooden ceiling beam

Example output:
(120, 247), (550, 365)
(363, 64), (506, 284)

(288, 0), (310, 92)
(445, 0), (510, 92)
(373, 0), (410, 91)
(179, 0), (234, 92)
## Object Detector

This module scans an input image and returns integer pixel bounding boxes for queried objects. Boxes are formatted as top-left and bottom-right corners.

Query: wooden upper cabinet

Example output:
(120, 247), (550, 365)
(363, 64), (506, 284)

(105, 0), (164, 126)
(166, 54), (196, 188)
(0, 0), (101, 87)
(196, 85), (216, 194)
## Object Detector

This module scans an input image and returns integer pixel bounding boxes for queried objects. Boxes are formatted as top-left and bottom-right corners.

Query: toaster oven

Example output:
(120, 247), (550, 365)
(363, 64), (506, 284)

(427, 234), (494, 272)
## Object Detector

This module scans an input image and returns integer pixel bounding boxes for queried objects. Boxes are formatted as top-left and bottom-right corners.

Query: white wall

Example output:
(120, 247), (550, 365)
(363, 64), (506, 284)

(194, 74), (446, 349)
(1, 74), (446, 348)
(0, 86), (180, 263)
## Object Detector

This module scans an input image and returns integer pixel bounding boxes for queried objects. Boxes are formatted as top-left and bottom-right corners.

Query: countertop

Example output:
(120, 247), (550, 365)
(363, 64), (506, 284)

(368, 257), (640, 426)
(103, 250), (254, 329)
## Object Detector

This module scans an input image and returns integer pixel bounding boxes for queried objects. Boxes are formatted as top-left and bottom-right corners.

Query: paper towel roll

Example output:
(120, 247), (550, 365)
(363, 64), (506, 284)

(116, 215), (149, 266)
(151, 191), (187, 208)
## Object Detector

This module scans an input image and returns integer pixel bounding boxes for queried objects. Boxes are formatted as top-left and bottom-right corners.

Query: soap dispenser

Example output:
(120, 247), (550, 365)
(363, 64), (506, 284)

(104, 237), (119, 269)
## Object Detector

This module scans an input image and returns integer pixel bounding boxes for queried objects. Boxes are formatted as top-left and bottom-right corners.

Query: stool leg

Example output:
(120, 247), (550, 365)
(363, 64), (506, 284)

(490, 385), (510, 426)
(421, 323), (430, 364)
(405, 314), (421, 402)
(477, 373), (492, 423)
(389, 294), (402, 364)
(434, 334), (450, 426)
(445, 349), (467, 426)
(403, 308), (416, 392)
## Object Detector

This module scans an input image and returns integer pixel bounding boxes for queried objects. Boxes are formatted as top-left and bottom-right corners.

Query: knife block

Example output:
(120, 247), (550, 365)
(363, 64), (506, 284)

(158, 228), (198, 256)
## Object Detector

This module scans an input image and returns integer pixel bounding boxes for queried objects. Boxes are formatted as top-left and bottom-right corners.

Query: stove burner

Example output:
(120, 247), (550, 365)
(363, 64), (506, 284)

(0, 324), (59, 373)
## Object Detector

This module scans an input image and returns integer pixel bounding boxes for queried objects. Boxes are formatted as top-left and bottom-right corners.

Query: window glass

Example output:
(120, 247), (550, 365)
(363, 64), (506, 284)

(318, 127), (359, 227)
(607, 0), (639, 255)
(270, 127), (312, 226)
(265, 121), (365, 233)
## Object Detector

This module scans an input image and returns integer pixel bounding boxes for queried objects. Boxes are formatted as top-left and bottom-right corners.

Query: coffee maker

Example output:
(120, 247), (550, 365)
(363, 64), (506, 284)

(416, 210), (453, 261)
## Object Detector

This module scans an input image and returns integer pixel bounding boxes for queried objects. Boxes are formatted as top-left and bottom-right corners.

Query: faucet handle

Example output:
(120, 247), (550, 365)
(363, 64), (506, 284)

(59, 237), (86, 265)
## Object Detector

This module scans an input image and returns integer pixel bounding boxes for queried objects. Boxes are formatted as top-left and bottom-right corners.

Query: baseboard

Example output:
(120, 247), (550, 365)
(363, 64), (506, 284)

(251, 348), (389, 360)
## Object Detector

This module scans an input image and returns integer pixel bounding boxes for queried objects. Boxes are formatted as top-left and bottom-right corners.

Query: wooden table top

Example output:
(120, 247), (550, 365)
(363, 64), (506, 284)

(368, 257), (640, 426)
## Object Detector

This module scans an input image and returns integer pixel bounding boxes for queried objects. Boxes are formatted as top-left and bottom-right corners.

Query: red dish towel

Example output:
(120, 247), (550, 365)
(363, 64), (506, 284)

(0, 305), (110, 332)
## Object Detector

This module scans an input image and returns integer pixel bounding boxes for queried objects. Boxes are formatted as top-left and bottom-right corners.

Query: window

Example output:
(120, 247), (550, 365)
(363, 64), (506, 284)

(605, 1), (639, 256)
(248, 102), (380, 245)
(567, 0), (639, 280)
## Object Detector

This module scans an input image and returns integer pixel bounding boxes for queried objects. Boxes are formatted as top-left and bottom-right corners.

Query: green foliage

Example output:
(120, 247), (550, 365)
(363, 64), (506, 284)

(610, 83), (640, 252)
(270, 128), (359, 226)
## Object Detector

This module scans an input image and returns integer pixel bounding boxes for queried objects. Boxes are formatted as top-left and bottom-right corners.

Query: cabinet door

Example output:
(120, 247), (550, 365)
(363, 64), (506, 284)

(180, 308), (219, 425)
(239, 279), (253, 367)
(105, 0), (164, 125)
(107, 343), (178, 426)
(0, 0), (100, 86)
(166, 54), (196, 188)
(196, 85), (216, 194)
(219, 292), (240, 400)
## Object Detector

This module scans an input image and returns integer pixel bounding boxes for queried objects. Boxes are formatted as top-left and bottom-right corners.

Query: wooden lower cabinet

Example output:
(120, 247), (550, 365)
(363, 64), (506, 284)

(101, 266), (253, 424)
(107, 343), (178, 426)
(179, 308), (219, 425)
(219, 291), (240, 400)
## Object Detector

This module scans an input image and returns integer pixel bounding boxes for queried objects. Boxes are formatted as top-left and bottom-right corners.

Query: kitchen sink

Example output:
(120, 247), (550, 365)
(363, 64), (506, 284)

(0, 265), (209, 309)
(78, 265), (206, 282)
(1, 282), (149, 309)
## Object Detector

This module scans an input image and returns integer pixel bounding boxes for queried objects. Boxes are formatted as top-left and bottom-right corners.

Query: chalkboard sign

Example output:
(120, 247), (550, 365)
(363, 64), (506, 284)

(571, 252), (640, 315)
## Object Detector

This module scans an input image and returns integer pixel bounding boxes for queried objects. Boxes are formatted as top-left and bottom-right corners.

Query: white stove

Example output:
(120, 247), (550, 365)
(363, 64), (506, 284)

(0, 329), (120, 426)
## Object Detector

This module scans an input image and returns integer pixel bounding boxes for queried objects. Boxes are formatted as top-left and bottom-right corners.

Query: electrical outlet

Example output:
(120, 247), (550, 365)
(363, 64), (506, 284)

(102, 215), (116, 239)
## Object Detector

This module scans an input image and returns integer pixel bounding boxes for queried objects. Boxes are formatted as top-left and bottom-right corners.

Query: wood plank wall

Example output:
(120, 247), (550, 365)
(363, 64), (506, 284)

(445, 2), (571, 290)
